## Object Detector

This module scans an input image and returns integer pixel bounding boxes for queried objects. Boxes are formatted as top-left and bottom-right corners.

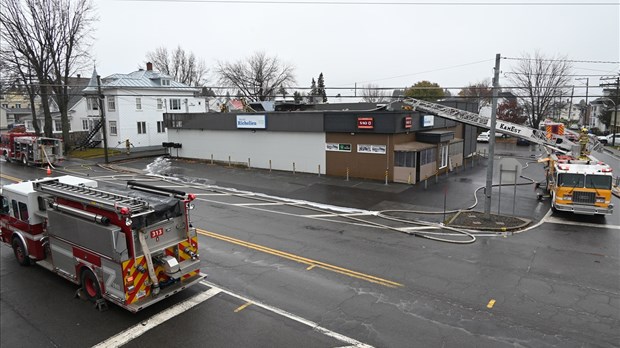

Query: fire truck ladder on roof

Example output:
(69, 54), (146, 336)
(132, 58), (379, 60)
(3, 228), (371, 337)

(391, 98), (603, 153)
(33, 180), (152, 215)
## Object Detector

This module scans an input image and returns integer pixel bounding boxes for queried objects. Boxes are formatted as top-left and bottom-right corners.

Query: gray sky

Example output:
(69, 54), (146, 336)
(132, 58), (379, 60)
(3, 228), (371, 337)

(92, 0), (619, 99)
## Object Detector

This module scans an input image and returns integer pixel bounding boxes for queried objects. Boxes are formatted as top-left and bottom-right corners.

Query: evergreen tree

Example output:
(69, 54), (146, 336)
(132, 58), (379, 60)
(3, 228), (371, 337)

(317, 73), (327, 103)
(293, 91), (303, 103)
(310, 78), (318, 98)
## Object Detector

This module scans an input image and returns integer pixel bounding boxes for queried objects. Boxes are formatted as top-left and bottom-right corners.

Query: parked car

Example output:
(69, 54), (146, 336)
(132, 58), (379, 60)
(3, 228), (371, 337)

(516, 137), (531, 146)
(597, 135), (608, 144)
(476, 131), (507, 143)
(605, 134), (620, 145)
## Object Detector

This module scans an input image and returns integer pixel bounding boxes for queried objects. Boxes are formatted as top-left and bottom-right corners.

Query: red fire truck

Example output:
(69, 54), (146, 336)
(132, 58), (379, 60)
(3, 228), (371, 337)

(1, 132), (64, 165)
(0, 175), (202, 312)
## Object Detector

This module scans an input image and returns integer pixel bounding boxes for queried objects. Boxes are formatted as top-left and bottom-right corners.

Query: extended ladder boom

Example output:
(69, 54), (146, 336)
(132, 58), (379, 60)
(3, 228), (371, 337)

(392, 98), (603, 153)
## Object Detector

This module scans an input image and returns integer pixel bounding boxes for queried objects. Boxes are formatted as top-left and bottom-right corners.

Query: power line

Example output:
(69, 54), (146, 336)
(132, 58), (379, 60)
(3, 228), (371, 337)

(503, 57), (620, 64)
(119, 0), (620, 6)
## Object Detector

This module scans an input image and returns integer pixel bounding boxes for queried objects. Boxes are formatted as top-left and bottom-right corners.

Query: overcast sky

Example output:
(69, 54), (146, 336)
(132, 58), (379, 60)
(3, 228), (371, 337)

(92, 0), (619, 100)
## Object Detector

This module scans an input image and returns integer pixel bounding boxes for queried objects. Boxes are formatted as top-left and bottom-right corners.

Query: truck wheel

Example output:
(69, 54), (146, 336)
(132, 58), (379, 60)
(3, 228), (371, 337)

(80, 269), (102, 302)
(21, 155), (27, 166)
(3, 152), (9, 163)
(12, 238), (31, 266)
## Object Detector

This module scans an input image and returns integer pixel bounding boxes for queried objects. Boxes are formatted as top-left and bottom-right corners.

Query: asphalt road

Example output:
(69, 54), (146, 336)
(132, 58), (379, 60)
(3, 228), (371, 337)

(1, 142), (619, 347)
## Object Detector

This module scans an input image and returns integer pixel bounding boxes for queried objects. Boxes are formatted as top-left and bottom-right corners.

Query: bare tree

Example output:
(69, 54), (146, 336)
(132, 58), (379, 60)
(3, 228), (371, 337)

(216, 52), (296, 102)
(360, 83), (389, 103)
(458, 79), (492, 111)
(1, 0), (96, 144)
(146, 46), (208, 86)
(508, 52), (573, 129)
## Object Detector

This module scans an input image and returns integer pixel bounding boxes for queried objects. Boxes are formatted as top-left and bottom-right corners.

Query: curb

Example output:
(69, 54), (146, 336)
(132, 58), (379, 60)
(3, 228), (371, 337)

(446, 210), (532, 232)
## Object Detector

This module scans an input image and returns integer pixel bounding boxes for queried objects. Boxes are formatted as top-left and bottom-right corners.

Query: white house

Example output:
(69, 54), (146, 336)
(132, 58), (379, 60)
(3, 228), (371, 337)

(81, 63), (205, 149)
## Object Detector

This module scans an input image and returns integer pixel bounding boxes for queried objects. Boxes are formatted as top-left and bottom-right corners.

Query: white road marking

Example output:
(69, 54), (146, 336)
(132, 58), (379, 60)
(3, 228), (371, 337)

(234, 202), (285, 206)
(543, 216), (620, 229)
(92, 287), (221, 348)
(199, 280), (374, 348)
(397, 226), (441, 231)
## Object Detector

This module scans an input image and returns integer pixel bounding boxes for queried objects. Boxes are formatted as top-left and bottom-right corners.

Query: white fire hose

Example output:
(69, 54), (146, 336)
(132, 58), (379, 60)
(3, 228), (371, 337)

(138, 229), (160, 296)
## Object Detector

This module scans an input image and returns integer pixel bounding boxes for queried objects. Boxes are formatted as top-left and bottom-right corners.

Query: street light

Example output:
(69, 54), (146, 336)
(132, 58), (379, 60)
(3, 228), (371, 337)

(600, 97), (618, 146)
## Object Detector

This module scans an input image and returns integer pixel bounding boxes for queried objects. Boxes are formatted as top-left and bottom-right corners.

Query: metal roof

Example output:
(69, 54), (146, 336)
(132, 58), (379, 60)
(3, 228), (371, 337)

(101, 70), (198, 91)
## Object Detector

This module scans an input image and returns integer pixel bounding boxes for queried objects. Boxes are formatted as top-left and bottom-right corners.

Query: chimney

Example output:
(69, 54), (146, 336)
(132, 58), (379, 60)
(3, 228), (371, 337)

(146, 62), (153, 71)
(77, 73), (81, 78)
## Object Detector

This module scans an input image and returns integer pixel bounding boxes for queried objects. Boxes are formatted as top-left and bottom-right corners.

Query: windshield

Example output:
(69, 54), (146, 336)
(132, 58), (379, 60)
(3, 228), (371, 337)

(558, 173), (584, 187)
(586, 175), (612, 190)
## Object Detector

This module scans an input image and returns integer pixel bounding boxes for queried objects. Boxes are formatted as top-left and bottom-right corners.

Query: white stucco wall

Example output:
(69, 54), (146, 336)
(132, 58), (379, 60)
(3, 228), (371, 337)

(167, 129), (326, 174)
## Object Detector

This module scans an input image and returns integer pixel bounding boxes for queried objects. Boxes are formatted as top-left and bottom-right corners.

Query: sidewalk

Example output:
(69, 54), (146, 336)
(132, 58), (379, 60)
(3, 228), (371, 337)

(75, 152), (540, 232)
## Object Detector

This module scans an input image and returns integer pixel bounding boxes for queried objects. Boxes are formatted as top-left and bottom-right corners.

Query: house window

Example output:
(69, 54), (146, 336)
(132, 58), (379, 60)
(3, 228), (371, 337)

(15, 103), (21, 108)
(170, 98), (181, 110)
(1, 104), (8, 108)
(137, 121), (146, 134)
(394, 151), (416, 168)
(87, 97), (99, 110)
(157, 121), (165, 133)
(161, 79), (170, 86)
(439, 144), (449, 169)
(107, 96), (116, 111)
(136, 98), (142, 110)
(157, 98), (163, 110)
(81, 119), (88, 130)
(54, 120), (62, 132)
(109, 121), (117, 136)
(419, 148), (436, 166)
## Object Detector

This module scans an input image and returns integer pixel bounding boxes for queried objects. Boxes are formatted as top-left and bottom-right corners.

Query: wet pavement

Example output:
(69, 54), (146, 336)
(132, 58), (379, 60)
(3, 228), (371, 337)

(59, 143), (568, 232)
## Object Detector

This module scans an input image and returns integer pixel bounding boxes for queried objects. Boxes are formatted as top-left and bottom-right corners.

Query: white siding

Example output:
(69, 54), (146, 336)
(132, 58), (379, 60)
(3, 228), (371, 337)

(168, 129), (326, 173)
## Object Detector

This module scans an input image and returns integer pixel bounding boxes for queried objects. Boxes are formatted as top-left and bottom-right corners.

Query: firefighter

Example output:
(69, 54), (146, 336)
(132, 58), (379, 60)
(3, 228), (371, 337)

(125, 139), (132, 155)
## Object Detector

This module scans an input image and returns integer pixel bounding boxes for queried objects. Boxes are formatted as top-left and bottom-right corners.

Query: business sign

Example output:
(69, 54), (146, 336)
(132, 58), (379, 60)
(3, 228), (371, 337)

(357, 144), (387, 154)
(236, 115), (266, 129)
(357, 117), (374, 129)
(421, 115), (434, 127)
(485, 120), (534, 138)
(404, 116), (412, 129)
(326, 143), (352, 152)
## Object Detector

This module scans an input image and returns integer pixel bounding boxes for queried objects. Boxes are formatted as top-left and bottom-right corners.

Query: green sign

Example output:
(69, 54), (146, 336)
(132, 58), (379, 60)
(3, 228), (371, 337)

(339, 144), (351, 151)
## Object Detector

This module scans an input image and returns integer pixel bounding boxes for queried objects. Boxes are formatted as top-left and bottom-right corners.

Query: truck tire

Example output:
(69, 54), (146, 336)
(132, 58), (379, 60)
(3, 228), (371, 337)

(12, 238), (31, 266)
(21, 155), (27, 166)
(80, 268), (102, 302)
(3, 152), (10, 163)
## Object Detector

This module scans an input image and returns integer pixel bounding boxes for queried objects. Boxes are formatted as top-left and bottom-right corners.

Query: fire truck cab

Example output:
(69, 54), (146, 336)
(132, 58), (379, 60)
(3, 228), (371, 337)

(544, 153), (614, 215)
(0, 175), (202, 312)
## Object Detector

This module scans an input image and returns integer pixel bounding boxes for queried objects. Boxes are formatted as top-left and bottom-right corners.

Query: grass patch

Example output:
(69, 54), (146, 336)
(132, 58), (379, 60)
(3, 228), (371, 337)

(69, 148), (123, 159)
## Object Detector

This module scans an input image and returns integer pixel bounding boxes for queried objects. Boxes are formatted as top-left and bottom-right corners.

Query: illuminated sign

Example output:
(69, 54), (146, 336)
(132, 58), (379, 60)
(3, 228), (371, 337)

(357, 117), (374, 129)
(422, 115), (434, 127)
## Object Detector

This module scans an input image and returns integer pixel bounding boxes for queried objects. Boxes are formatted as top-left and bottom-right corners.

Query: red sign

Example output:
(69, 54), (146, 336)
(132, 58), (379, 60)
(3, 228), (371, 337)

(150, 228), (164, 239)
(404, 116), (412, 129)
(357, 117), (374, 129)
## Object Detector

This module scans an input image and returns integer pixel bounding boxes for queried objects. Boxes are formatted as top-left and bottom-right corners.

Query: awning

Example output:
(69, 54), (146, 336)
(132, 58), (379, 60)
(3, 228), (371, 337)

(394, 141), (435, 152)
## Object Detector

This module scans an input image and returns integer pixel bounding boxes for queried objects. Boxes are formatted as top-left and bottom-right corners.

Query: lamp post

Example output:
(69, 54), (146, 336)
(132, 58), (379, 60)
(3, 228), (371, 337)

(600, 97), (618, 146)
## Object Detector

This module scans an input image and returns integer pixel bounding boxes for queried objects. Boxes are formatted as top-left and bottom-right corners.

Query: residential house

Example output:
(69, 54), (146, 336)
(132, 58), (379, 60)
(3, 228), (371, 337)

(82, 63), (205, 149)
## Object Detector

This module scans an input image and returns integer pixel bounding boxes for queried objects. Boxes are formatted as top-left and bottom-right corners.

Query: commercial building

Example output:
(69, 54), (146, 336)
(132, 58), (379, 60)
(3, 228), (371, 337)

(163, 100), (478, 183)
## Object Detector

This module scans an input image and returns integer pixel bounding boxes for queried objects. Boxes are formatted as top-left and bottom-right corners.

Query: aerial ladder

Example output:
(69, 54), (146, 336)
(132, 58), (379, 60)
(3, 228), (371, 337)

(390, 98), (604, 154)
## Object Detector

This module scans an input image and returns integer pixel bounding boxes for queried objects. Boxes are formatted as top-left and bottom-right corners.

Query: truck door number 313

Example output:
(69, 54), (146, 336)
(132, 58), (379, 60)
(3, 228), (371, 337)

(150, 228), (164, 239)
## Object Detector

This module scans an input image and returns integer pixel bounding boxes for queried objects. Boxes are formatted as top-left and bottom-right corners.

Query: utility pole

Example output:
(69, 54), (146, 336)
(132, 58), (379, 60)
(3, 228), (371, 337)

(601, 76), (620, 146)
(576, 77), (589, 126)
(568, 86), (574, 122)
(97, 75), (109, 164)
(484, 53), (501, 218)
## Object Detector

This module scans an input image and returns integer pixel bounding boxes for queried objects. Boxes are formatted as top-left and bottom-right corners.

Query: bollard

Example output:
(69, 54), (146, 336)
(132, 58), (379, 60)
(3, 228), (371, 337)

(269, 160), (272, 172)
(293, 162), (296, 174)
(211, 154), (214, 165)
(435, 173), (438, 184)
(248, 158), (251, 169)
(424, 179), (428, 190)
(346, 167), (350, 181)
(318, 164), (321, 177)
(384, 170), (388, 185)
(228, 156), (231, 167)
(408, 173), (412, 185)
